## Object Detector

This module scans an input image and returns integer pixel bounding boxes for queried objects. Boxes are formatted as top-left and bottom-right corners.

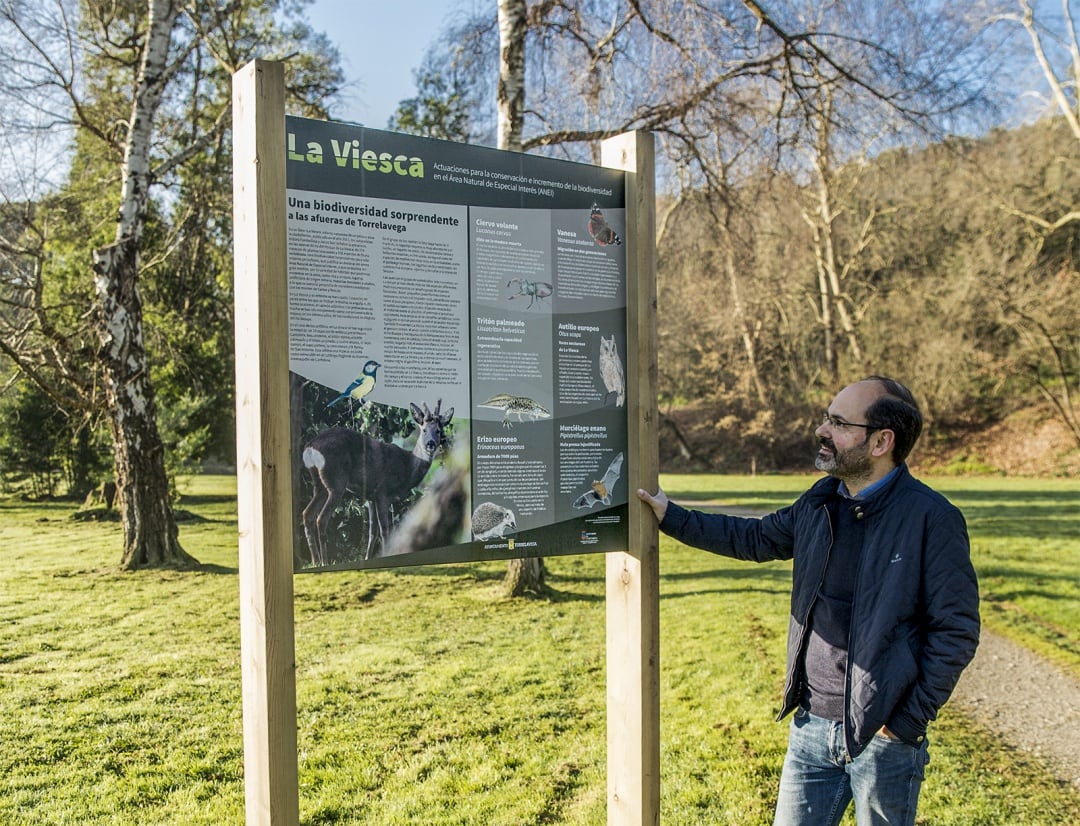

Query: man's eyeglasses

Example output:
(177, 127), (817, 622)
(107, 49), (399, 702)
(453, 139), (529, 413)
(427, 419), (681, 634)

(822, 412), (875, 431)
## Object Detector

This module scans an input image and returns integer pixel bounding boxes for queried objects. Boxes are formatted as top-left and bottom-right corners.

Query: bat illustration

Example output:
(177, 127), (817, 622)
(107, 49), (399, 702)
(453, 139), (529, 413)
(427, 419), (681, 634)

(573, 452), (625, 509)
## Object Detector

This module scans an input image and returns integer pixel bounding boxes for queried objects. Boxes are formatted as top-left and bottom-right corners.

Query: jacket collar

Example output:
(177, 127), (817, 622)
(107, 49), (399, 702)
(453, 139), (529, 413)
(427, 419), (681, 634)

(839, 465), (901, 500)
(805, 463), (911, 510)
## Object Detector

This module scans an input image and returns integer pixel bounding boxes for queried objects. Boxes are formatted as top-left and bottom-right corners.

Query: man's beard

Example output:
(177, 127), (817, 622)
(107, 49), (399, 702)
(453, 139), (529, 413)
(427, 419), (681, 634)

(815, 436), (874, 482)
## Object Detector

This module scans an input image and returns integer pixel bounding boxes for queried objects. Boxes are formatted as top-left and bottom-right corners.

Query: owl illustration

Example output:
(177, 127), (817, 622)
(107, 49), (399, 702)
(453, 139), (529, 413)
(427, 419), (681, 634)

(471, 502), (517, 540)
(599, 335), (625, 407)
(587, 204), (622, 246)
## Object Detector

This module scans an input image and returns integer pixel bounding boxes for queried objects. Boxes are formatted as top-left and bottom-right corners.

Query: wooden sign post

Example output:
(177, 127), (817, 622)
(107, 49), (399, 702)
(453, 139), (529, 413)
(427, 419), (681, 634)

(233, 60), (300, 826)
(603, 132), (660, 825)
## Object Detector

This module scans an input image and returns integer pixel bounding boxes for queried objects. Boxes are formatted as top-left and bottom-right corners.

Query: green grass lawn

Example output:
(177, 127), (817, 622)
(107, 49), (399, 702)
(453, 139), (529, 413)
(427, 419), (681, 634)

(670, 474), (1080, 681)
(0, 473), (1077, 824)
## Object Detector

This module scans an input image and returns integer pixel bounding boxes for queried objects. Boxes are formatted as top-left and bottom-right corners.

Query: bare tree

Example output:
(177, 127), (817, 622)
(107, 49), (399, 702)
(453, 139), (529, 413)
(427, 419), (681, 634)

(997, 0), (1080, 231)
(405, 0), (1011, 489)
(0, 0), (340, 567)
(0, 0), (197, 567)
(1013, 0), (1080, 142)
(796, 84), (904, 382)
(986, 0), (1080, 444)
(512, 0), (996, 389)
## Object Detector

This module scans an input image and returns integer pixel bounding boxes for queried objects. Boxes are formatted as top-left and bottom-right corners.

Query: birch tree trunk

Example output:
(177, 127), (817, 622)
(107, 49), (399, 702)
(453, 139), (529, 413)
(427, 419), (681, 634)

(497, 0), (544, 596)
(497, 0), (526, 153)
(93, 0), (196, 569)
(801, 91), (864, 381)
(721, 241), (768, 406)
(813, 163), (864, 366)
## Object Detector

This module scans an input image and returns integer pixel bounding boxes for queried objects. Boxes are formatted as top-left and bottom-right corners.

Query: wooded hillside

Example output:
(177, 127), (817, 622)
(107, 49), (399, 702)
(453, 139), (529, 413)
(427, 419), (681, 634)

(654, 116), (1080, 475)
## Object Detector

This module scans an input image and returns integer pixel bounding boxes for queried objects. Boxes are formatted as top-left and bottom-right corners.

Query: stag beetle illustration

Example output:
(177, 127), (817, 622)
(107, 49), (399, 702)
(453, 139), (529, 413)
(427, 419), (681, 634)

(507, 277), (553, 309)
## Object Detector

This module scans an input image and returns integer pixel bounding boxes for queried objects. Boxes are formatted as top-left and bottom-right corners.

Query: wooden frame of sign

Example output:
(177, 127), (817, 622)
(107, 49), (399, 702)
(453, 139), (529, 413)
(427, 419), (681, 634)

(233, 61), (299, 825)
(602, 131), (660, 825)
(232, 59), (660, 826)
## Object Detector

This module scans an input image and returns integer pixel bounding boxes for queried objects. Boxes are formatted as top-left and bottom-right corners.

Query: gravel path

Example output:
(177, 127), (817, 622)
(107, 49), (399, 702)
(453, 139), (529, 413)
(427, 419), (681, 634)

(952, 629), (1080, 790)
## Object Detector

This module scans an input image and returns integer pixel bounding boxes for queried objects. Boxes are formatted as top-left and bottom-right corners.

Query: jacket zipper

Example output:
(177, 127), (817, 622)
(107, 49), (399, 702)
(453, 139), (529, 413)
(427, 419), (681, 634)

(843, 502), (869, 761)
(779, 502), (834, 721)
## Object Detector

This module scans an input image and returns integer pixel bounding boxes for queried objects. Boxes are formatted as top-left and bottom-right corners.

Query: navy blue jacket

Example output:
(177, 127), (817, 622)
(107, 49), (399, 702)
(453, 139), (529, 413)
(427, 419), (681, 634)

(660, 464), (979, 758)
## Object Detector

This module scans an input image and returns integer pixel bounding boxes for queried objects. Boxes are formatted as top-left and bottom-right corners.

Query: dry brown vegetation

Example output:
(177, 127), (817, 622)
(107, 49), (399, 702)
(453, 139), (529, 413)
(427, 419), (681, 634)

(655, 117), (1080, 476)
(660, 398), (1080, 477)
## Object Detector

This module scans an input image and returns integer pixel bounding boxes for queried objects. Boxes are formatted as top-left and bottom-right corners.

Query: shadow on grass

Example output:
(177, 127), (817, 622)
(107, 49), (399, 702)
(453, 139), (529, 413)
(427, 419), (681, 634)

(966, 517), (1080, 540)
(178, 493), (239, 506)
(661, 566), (791, 583)
(544, 586), (604, 604)
(294, 584), (384, 611)
(541, 563), (793, 603)
(943, 488), (1080, 504)
(667, 487), (1080, 522)
(390, 563), (508, 582)
(291, 554), (795, 604)
(940, 490), (1080, 536)
(656, 578), (786, 600)
(196, 563), (239, 575)
(546, 569), (605, 585)
(978, 562), (1080, 600)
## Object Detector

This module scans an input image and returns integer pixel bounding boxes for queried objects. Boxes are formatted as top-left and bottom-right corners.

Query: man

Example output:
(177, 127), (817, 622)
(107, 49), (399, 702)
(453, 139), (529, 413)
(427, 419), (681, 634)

(637, 376), (979, 826)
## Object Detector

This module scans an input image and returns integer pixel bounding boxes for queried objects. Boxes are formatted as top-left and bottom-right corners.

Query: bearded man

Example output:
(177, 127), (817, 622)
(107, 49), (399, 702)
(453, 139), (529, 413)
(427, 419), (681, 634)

(638, 376), (980, 826)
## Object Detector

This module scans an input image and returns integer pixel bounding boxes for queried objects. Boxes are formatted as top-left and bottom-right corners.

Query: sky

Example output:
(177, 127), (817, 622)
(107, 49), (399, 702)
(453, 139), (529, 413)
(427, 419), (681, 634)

(302, 0), (1059, 132)
(303, 0), (469, 129)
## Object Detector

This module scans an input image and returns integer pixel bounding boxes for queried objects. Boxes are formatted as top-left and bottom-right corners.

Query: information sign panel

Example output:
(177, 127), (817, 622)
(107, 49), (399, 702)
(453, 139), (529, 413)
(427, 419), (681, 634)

(286, 119), (629, 570)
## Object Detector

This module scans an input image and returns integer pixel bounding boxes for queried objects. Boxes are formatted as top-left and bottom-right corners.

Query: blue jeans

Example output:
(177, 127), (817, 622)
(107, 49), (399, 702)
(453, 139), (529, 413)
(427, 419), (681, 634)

(773, 708), (930, 826)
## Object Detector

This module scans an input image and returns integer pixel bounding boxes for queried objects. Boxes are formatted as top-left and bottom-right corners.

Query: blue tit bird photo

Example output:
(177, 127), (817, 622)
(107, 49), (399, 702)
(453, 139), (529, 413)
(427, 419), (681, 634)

(326, 359), (381, 407)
